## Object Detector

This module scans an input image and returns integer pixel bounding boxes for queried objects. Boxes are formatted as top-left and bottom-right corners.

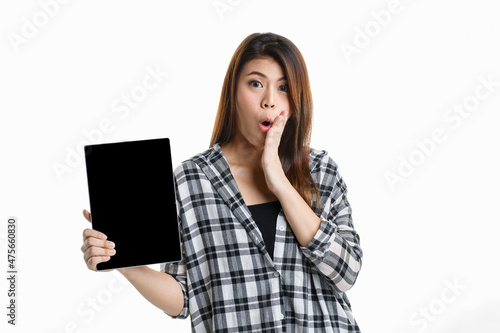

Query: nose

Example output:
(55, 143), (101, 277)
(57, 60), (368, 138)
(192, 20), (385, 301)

(262, 88), (275, 109)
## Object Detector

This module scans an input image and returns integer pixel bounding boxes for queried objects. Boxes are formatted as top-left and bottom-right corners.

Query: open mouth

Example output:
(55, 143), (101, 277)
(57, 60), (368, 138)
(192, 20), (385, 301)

(259, 118), (273, 133)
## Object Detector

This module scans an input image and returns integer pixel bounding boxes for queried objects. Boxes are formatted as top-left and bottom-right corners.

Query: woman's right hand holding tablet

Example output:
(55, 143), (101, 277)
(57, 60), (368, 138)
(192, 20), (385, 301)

(79, 209), (184, 316)
(81, 209), (116, 271)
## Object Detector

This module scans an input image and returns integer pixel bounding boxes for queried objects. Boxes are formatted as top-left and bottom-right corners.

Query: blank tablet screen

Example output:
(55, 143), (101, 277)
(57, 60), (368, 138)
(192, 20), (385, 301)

(84, 138), (181, 270)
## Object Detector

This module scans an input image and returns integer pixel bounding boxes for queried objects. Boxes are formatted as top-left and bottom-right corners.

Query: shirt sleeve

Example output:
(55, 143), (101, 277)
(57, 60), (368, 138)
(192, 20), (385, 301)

(161, 255), (189, 319)
(300, 152), (363, 293)
(160, 175), (190, 319)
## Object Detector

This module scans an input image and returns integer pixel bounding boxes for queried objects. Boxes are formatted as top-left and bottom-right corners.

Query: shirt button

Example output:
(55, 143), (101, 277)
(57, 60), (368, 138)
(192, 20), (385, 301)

(279, 226), (285, 231)
(274, 272), (280, 278)
(280, 313), (285, 320)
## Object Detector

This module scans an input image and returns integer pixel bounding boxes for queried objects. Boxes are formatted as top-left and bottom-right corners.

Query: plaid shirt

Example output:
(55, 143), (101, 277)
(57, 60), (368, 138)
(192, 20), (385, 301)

(162, 144), (362, 332)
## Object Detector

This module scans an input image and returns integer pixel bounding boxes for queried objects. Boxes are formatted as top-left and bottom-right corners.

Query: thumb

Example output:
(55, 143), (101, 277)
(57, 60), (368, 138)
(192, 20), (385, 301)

(82, 209), (91, 223)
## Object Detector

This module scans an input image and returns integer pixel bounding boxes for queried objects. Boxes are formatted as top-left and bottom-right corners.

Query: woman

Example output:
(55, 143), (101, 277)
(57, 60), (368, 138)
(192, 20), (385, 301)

(81, 32), (363, 332)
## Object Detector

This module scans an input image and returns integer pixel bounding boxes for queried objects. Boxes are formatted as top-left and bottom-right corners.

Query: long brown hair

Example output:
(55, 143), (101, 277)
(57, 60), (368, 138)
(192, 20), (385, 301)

(210, 32), (320, 211)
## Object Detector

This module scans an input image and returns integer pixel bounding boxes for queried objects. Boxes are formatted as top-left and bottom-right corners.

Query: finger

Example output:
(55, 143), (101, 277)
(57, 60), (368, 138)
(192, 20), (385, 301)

(81, 236), (114, 253)
(83, 245), (116, 262)
(279, 109), (289, 120)
(266, 111), (289, 148)
(87, 255), (111, 271)
(82, 228), (107, 242)
(270, 111), (289, 135)
(81, 236), (115, 253)
(275, 110), (289, 130)
(83, 209), (91, 223)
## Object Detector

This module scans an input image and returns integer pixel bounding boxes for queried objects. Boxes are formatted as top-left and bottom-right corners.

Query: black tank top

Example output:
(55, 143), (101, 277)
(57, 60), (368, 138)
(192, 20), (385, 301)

(247, 201), (282, 260)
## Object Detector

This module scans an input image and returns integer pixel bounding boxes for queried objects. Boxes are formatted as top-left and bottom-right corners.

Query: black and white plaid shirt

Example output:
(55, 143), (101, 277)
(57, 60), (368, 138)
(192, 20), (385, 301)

(162, 144), (362, 332)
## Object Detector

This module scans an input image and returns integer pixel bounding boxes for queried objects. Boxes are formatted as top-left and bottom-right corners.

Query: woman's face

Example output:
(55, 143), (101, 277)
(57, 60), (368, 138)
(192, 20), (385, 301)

(233, 56), (290, 148)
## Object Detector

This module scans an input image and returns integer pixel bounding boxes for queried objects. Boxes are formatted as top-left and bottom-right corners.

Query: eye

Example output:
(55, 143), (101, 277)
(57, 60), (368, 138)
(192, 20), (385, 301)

(249, 80), (263, 88)
(279, 84), (289, 92)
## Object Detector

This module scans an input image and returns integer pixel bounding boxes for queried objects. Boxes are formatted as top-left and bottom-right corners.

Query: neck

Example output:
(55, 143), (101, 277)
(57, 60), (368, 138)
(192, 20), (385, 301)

(220, 134), (263, 169)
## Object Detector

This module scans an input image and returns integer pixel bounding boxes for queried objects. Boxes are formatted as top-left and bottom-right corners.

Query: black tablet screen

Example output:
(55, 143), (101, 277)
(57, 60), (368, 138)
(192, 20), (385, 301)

(84, 138), (181, 270)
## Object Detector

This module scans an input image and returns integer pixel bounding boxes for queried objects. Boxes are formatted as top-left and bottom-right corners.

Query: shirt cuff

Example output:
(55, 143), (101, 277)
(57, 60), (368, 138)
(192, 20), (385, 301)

(300, 217), (336, 259)
(165, 280), (189, 320)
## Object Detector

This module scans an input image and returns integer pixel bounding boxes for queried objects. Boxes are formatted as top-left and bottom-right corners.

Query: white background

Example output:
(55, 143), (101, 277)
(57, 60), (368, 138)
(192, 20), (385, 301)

(1, 1), (499, 332)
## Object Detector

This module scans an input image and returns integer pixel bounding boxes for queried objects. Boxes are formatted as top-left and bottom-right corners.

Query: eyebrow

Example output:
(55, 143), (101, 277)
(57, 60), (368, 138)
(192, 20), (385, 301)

(246, 71), (287, 82)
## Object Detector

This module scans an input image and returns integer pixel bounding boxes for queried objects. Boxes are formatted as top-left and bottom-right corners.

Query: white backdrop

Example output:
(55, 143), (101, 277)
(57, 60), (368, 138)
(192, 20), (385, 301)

(1, 1), (499, 332)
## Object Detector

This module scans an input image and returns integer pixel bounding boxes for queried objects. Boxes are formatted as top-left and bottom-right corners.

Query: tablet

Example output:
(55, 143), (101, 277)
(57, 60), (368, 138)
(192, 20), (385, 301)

(84, 138), (181, 270)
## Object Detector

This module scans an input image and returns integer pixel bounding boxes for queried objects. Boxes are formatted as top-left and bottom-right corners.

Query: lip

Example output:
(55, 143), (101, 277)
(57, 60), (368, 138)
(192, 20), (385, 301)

(259, 117), (273, 133)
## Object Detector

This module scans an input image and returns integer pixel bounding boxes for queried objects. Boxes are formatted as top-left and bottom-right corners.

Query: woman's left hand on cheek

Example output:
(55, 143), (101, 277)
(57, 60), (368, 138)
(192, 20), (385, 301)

(262, 110), (290, 194)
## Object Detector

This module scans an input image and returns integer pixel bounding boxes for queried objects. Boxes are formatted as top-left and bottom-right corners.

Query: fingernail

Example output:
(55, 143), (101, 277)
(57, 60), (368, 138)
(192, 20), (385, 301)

(108, 241), (115, 248)
(108, 249), (116, 255)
